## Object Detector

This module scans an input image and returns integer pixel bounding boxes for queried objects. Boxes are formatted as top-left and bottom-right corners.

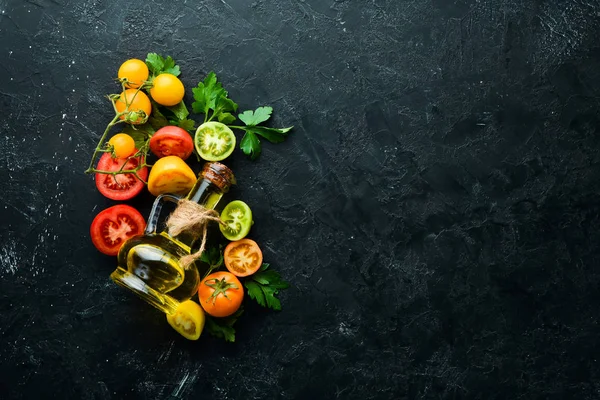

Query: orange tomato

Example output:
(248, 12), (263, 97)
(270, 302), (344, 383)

(147, 155), (196, 196)
(224, 239), (263, 277)
(150, 73), (185, 106)
(115, 89), (152, 124)
(117, 59), (149, 88)
(108, 133), (136, 158)
(198, 271), (243, 317)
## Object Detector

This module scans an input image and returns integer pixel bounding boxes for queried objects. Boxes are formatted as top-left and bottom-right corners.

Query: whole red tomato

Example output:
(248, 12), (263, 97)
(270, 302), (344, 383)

(149, 126), (194, 160)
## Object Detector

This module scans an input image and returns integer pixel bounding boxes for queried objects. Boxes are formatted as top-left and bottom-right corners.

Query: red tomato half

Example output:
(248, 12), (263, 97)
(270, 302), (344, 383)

(90, 205), (146, 256)
(95, 153), (148, 200)
(149, 126), (194, 160)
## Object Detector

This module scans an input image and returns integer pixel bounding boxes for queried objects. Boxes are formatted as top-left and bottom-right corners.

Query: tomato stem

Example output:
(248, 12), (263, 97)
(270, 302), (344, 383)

(85, 82), (151, 185)
(204, 278), (239, 305)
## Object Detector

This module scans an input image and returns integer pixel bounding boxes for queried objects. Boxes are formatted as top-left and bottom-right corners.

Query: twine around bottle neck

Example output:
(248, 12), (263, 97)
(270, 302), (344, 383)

(165, 199), (223, 268)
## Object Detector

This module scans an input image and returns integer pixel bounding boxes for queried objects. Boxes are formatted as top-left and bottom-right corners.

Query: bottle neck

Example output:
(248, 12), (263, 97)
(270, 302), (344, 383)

(171, 177), (224, 248)
(186, 178), (223, 210)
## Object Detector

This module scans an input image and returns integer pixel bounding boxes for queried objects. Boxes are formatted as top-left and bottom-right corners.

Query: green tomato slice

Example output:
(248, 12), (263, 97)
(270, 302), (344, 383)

(219, 200), (252, 241)
(194, 121), (236, 161)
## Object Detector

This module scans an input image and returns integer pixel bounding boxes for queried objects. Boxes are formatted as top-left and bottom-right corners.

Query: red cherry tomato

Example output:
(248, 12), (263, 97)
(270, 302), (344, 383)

(90, 205), (146, 256)
(149, 126), (194, 160)
(95, 153), (148, 200)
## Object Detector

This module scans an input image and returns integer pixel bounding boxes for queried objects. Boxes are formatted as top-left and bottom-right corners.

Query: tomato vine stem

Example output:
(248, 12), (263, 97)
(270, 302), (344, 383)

(84, 82), (151, 184)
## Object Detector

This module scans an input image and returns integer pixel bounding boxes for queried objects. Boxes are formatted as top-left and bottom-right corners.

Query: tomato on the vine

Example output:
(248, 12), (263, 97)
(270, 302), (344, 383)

(150, 73), (185, 106)
(149, 126), (194, 160)
(117, 59), (149, 89)
(115, 89), (152, 124)
(95, 153), (147, 200)
(198, 271), (244, 317)
(90, 205), (146, 256)
(108, 133), (136, 158)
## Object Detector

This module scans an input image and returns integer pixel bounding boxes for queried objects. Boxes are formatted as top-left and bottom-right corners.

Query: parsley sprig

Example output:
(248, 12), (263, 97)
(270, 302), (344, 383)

(145, 53), (181, 77)
(231, 107), (293, 160)
(191, 72), (238, 124)
(205, 307), (244, 343)
(191, 72), (293, 160)
(244, 264), (290, 310)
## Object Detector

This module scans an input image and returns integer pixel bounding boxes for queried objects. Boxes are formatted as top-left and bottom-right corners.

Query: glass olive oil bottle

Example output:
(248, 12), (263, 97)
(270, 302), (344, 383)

(110, 162), (235, 314)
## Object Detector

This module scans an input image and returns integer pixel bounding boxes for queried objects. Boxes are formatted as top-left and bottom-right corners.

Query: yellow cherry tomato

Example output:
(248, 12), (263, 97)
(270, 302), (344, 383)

(117, 59), (149, 88)
(166, 300), (205, 340)
(108, 133), (136, 158)
(147, 156), (196, 196)
(115, 89), (152, 125)
(150, 73), (185, 106)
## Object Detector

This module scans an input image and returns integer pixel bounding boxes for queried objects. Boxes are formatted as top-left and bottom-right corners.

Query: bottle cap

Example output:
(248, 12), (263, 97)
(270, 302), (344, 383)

(201, 162), (236, 192)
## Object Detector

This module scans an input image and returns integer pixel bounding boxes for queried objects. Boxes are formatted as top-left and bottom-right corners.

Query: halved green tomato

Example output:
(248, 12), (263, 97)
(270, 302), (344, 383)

(219, 200), (253, 241)
(195, 121), (236, 161)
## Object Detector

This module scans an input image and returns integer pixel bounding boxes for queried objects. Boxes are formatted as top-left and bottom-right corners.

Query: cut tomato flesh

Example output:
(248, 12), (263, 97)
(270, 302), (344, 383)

(90, 205), (146, 256)
(224, 239), (263, 277)
(95, 153), (147, 200)
(195, 122), (236, 161)
(219, 200), (252, 241)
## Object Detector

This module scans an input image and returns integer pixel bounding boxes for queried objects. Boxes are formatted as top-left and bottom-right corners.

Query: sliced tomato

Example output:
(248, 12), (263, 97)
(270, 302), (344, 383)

(95, 152), (148, 200)
(150, 126), (194, 160)
(166, 300), (205, 340)
(219, 200), (253, 241)
(90, 205), (146, 256)
(224, 239), (263, 277)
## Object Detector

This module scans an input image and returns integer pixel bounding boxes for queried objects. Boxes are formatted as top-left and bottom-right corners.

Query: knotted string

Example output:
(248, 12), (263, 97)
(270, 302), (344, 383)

(165, 199), (223, 268)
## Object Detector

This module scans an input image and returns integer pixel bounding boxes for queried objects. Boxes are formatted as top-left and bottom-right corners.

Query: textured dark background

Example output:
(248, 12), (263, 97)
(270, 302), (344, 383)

(2, 0), (600, 398)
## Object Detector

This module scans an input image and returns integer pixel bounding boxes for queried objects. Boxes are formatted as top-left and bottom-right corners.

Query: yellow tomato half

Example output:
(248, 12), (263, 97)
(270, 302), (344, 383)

(147, 156), (196, 196)
(166, 300), (205, 340)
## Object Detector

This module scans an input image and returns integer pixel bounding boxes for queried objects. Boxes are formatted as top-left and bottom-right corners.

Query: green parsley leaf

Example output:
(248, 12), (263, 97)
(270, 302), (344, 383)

(218, 112), (236, 124)
(240, 131), (261, 160)
(199, 246), (224, 278)
(192, 72), (238, 123)
(192, 72), (224, 115)
(245, 281), (266, 307)
(204, 307), (244, 342)
(122, 124), (154, 149)
(147, 105), (168, 131)
(244, 264), (289, 311)
(245, 126), (292, 144)
(161, 56), (180, 76)
(145, 53), (181, 77)
(165, 101), (189, 120)
(233, 107), (293, 160)
(238, 106), (272, 126)
(199, 247), (223, 268)
(176, 119), (196, 131)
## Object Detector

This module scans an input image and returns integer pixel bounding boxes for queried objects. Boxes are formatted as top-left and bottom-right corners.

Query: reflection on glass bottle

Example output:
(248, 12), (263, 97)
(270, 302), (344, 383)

(110, 162), (235, 314)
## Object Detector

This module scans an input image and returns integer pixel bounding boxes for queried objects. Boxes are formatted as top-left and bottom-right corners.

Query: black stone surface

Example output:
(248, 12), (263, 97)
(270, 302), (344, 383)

(2, 0), (600, 398)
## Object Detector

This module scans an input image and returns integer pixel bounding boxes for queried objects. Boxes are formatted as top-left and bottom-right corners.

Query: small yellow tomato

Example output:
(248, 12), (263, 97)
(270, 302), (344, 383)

(108, 133), (136, 158)
(150, 73), (185, 106)
(166, 300), (205, 340)
(147, 156), (196, 196)
(115, 89), (152, 125)
(118, 59), (149, 88)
